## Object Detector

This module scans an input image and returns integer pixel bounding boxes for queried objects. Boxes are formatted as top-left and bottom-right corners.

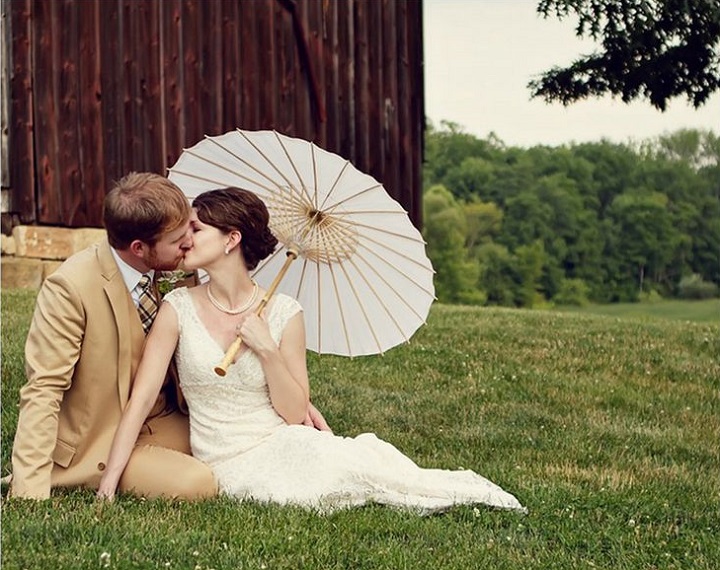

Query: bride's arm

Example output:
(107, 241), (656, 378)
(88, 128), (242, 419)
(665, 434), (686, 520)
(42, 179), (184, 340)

(239, 311), (309, 424)
(96, 303), (180, 500)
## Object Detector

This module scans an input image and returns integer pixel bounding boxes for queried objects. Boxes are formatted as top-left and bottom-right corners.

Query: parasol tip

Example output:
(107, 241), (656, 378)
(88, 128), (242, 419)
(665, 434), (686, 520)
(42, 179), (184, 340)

(214, 366), (228, 377)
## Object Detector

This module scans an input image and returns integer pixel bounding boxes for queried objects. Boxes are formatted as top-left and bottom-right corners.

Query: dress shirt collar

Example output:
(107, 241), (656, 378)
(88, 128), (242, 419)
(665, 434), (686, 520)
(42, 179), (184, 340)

(110, 247), (155, 293)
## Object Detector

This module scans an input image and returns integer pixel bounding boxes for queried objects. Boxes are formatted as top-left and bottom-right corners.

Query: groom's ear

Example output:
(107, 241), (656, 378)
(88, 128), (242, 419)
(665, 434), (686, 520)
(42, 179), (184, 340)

(129, 239), (151, 259)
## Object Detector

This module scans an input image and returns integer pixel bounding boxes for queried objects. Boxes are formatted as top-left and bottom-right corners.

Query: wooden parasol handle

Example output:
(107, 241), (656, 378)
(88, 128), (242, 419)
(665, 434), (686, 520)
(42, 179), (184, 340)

(214, 249), (298, 376)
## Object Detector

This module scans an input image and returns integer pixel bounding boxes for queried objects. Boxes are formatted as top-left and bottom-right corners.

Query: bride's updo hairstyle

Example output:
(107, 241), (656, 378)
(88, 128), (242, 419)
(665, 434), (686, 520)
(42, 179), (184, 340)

(192, 187), (278, 270)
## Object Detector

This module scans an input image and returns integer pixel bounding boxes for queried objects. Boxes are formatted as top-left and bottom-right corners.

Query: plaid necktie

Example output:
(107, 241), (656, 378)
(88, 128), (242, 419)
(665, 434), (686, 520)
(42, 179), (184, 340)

(136, 274), (158, 334)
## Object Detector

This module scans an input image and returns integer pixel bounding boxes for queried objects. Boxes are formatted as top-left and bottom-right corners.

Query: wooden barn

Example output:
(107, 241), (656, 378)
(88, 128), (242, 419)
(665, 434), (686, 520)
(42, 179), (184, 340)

(1, 0), (425, 239)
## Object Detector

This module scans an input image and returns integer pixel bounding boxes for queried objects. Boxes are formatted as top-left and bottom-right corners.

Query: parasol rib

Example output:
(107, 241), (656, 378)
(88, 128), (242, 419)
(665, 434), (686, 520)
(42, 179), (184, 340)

(273, 131), (315, 206)
(344, 253), (427, 335)
(335, 260), (384, 353)
(351, 243), (437, 308)
(171, 160), (305, 214)
(170, 162), (244, 188)
(324, 217), (427, 246)
(204, 135), (308, 207)
(204, 135), (290, 191)
(355, 232), (436, 275)
(236, 130), (310, 204)
(321, 183), (385, 214)
(311, 144), (319, 208)
(312, 216), (366, 355)
(251, 243), (291, 281)
(315, 257), (322, 354)
(318, 160), (351, 212)
(326, 261), (354, 357)
(293, 257), (311, 304)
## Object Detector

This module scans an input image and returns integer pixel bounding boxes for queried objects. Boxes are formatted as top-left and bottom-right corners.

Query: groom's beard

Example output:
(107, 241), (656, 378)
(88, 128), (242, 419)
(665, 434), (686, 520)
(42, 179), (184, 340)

(146, 249), (185, 272)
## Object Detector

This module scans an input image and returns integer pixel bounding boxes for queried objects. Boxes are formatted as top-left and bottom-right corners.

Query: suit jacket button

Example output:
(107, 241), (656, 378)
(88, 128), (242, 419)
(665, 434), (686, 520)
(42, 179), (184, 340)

(97, 462), (106, 471)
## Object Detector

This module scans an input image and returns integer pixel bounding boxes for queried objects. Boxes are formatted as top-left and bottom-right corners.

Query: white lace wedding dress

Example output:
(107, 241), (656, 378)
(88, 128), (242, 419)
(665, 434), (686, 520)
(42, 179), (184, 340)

(165, 288), (526, 514)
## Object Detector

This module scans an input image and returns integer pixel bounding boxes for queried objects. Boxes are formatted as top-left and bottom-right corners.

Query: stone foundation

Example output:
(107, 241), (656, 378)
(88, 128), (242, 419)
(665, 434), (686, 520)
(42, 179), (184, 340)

(1, 226), (106, 289)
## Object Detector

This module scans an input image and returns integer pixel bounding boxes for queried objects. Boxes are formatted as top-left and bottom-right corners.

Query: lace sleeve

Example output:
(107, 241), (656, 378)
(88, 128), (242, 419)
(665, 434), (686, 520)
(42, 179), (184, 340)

(267, 294), (303, 342)
(161, 287), (189, 334)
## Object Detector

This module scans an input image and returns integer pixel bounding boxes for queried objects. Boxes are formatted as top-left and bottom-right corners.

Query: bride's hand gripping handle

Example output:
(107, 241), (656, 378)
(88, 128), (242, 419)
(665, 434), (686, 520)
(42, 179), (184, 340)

(214, 335), (246, 376)
(214, 250), (298, 376)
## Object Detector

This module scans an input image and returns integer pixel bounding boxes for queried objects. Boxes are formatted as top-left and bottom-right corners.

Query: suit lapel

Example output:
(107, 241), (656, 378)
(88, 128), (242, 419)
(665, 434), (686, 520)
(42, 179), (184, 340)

(98, 241), (143, 409)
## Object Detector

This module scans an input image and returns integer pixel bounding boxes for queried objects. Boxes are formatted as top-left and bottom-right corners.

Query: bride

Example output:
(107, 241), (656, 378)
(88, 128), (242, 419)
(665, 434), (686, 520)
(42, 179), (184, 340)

(97, 187), (526, 514)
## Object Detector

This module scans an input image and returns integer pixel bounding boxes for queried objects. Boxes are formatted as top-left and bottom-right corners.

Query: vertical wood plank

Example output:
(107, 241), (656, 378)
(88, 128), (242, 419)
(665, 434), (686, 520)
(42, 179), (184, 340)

(99, 0), (123, 185)
(9, 0), (35, 222)
(1, 0), (9, 189)
(367, 0), (383, 178)
(124, 0), (163, 173)
(396, 0), (413, 221)
(78, 0), (104, 225)
(142, 0), (164, 173)
(58, 0), (82, 224)
(257, 0), (276, 128)
(240, 0), (260, 130)
(321, 0), (339, 151)
(277, 0), (295, 134)
(122, 0), (141, 170)
(337, 0), (354, 159)
(408, 0), (424, 227)
(33, 0), (61, 223)
(221, 0), (241, 129)
(160, 0), (183, 169)
(353, 0), (369, 171)
(181, 0), (202, 146)
(381, 0), (399, 203)
(305, 0), (324, 143)
(200, 0), (223, 136)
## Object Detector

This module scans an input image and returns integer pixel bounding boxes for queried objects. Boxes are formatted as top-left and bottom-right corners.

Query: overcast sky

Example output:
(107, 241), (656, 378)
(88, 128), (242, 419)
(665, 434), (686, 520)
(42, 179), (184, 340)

(423, 0), (720, 148)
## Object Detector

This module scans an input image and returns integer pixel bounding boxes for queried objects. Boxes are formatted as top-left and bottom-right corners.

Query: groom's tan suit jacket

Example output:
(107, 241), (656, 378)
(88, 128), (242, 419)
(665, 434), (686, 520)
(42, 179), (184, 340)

(10, 240), (207, 499)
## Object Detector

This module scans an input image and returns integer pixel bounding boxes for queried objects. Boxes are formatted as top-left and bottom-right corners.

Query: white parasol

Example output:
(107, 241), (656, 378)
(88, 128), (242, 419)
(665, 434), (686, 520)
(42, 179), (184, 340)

(168, 129), (435, 374)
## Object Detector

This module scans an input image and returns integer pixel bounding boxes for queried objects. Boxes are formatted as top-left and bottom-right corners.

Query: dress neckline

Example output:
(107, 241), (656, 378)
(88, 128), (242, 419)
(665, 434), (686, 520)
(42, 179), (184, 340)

(181, 288), (279, 362)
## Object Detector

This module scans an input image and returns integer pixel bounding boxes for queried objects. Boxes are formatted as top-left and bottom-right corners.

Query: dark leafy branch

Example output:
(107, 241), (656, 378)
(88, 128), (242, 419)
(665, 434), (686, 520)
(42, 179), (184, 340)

(529, 0), (720, 110)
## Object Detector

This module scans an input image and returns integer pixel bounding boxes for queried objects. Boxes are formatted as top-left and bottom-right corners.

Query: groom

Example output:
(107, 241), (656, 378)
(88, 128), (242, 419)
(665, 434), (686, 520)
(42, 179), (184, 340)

(10, 172), (330, 500)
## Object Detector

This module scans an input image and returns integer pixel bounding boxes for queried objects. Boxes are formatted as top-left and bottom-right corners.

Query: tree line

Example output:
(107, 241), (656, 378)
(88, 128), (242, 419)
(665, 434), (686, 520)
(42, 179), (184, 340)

(421, 122), (720, 306)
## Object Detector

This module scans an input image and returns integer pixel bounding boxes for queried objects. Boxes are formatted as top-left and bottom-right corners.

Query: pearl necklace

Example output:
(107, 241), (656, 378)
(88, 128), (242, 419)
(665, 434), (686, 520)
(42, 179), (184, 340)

(206, 280), (259, 315)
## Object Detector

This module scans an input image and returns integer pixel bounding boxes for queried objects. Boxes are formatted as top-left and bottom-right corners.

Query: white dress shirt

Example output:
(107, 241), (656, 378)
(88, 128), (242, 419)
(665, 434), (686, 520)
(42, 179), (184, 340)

(110, 248), (155, 308)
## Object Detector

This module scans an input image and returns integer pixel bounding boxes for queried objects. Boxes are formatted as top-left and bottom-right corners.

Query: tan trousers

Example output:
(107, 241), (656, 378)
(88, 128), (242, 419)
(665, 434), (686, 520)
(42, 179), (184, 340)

(118, 411), (217, 500)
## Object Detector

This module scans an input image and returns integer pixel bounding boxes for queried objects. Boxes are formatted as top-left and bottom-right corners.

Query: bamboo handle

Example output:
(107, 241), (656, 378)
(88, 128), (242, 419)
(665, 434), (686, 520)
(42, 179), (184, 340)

(214, 336), (245, 376)
(214, 249), (298, 376)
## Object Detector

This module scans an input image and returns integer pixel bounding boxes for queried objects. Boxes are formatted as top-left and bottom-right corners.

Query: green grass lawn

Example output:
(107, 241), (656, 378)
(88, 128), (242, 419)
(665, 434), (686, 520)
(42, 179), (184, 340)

(2, 290), (719, 569)
(555, 298), (720, 323)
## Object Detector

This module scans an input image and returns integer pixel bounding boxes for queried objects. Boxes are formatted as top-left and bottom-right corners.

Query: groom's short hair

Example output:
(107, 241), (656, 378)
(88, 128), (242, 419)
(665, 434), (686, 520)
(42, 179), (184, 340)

(103, 172), (191, 249)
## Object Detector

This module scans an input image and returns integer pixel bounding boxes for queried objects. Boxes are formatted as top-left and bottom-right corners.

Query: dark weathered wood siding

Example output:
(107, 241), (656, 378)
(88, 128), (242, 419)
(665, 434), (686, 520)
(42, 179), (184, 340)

(5, 0), (424, 229)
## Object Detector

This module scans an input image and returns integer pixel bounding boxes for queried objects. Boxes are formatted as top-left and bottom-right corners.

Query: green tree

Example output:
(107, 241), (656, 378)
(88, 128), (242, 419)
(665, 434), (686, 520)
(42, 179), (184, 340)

(515, 241), (546, 307)
(691, 189), (720, 284)
(632, 134), (720, 287)
(573, 140), (639, 214)
(462, 199), (503, 257)
(650, 129), (706, 168)
(444, 157), (496, 202)
(423, 121), (503, 187)
(477, 243), (519, 307)
(422, 185), (482, 304)
(694, 132), (720, 283)
(607, 192), (681, 295)
(499, 191), (553, 251)
(422, 122), (720, 304)
(554, 278), (591, 306)
(531, 0), (720, 110)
